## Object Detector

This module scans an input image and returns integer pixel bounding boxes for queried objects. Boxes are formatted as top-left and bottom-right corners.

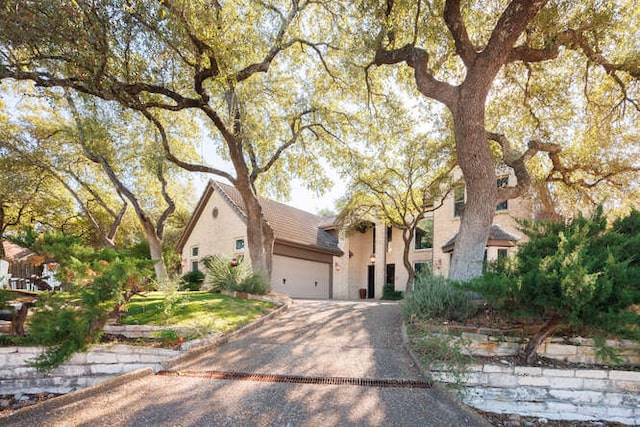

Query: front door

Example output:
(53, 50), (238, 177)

(367, 265), (375, 299)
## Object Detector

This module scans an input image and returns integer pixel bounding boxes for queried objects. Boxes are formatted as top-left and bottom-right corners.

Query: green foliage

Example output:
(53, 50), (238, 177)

(234, 272), (268, 295)
(382, 283), (404, 300)
(28, 292), (106, 371)
(593, 337), (625, 366)
(155, 277), (184, 324)
(24, 231), (155, 371)
(153, 328), (181, 346)
(121, 291), (274, 334)
(467, 209), (640, 341)
(0, 289), (11, 308)
(407, 328), (472, 390)
(201, 255), (267, 295)
(402, 272), (476, 322)
(180, 270), (205, 291)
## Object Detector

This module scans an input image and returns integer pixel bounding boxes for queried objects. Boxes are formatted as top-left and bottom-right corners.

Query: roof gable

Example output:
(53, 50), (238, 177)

(177, 180), (342, 256)
(441, 224), (520, 253)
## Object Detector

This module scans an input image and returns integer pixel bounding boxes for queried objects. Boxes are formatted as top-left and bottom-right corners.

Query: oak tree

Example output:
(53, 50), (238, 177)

(0, 0), (343, 280)
(371, 0), (640, 280)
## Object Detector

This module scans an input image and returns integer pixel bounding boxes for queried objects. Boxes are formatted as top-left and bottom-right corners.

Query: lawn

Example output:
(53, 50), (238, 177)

(120, 291), (276, 336)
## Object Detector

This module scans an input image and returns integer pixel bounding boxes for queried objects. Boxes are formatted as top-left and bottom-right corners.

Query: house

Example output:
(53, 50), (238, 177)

(178, 174), (532, 299)
(176, 181), (343, 299)
(1, 241), (61, 291)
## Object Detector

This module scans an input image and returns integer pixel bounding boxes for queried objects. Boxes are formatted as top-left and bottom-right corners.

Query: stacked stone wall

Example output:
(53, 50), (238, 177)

(423, 328), (640, 425)
(432, 364), (640, 425)
(0, 345), (179, 395)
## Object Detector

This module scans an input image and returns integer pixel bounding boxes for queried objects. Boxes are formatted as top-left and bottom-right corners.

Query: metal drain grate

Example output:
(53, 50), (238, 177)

(157, 370), (432, 389)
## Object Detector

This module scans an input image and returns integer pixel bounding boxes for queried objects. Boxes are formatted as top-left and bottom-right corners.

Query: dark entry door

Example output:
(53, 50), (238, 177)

(367, 265), (375, 299)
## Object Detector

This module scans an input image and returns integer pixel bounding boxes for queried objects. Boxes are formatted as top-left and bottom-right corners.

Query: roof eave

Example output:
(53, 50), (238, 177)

(276, 238), (344, 257)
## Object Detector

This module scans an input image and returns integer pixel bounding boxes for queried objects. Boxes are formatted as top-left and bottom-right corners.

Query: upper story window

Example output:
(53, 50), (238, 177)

(414, 217), (433, 250)
(387, 226), (393, 252)
(191, 246), (199, 257)
(454, 177), (509, 217)
(496, 176), (509, 211)
(235, 238), (245, 251)
(454, 185), (465, 218)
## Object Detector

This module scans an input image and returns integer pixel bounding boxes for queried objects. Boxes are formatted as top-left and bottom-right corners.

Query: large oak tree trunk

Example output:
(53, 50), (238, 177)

(138, 217), (168, 280)
(235, 179), (275, 282)
(448, 98), (497, 282)
(147, 233), (168, 281)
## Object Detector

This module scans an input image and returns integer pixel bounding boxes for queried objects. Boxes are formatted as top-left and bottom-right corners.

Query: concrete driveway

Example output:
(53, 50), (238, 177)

(3, 300), (489, 426)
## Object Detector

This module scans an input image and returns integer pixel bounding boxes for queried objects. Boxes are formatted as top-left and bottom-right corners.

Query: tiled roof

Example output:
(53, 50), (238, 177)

(441, 224), (520, 252)
(194, 181), (342, 256)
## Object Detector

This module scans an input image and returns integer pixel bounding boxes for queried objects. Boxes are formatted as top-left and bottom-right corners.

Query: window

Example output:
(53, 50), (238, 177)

(414, 218), (433, 250)
(191, 260), (199, 272)
(496, 176), (509, 211)
(386, 264), (395, 286)
(454, 185), (465, 218)
(497, 248), (508, 259)
(386, 226), (393, 252)
(235, 238), (245, 251)
(191, 246), (199, 257)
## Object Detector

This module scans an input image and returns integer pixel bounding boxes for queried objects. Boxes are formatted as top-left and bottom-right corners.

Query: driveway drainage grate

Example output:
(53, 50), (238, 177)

(157, 370), (432, 389)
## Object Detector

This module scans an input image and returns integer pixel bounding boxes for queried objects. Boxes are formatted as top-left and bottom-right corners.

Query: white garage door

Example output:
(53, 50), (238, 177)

(271, 255), (330, 299)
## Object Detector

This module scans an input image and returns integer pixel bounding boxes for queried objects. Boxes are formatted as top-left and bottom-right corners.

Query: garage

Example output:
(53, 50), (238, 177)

(270, 255), (331, 299)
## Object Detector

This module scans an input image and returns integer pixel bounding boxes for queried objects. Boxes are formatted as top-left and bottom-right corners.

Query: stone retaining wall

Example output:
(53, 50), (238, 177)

(419, 328), (640, 425)
(431, 364), (640, 425)
(428, 328), (640, 365)
(0, 345), (179, 395)
(1, 293), (289, 397)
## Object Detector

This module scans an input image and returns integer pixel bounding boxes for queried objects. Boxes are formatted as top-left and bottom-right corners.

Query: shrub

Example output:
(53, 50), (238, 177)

(180, 270), (205, 291)
(464, 208), (640, 363)
(23, 232), (154, 371)
(232, 271), (268, 295)
(382, 283), (404, 300)
(202, 255), (268, 295)
(402, 272), (476, 322)
(156, 277), (184, 323)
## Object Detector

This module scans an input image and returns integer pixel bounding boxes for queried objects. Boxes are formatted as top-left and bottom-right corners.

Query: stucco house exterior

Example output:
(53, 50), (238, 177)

(177, 174), (532, 300)
(176, 181), (344, 299)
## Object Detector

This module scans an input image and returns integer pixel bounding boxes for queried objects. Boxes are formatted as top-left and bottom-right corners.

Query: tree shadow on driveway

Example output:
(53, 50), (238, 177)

(2, 300), (489, 426)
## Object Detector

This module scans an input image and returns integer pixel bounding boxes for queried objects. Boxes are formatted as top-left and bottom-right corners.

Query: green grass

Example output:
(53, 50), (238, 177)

(120, 291), (275, 336)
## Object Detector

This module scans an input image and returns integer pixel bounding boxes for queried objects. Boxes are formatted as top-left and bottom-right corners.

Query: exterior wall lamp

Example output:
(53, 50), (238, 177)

(369, 254), (376, 264)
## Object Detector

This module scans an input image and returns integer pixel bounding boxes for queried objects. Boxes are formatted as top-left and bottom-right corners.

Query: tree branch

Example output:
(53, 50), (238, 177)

(155, 164), (176, 239)
(139, 108), (236, 183)
(479, 0), (549, 78)
(374, 44), (458, 109)
(444, 0), (477, 67)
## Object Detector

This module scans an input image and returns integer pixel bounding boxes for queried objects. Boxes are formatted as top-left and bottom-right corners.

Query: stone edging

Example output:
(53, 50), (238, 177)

(0, 292), (292, 421)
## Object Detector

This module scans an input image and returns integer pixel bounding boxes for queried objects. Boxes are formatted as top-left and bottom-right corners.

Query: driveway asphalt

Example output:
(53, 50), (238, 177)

(2, 299), (489, 426)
